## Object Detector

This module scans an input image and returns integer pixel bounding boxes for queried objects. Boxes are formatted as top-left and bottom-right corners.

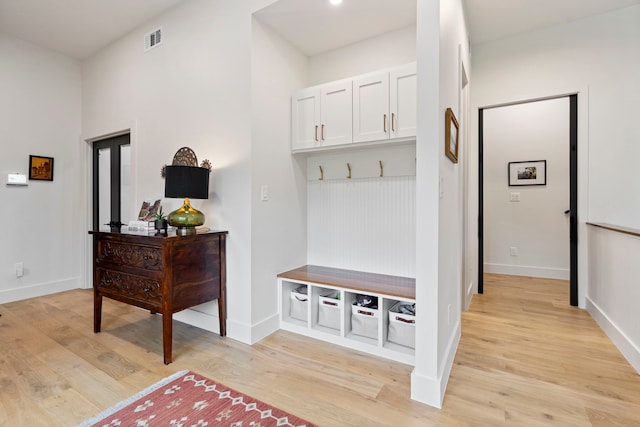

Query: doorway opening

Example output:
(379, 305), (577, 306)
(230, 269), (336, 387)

(478, 95), (578, 306)
(92, 133), (131, 231)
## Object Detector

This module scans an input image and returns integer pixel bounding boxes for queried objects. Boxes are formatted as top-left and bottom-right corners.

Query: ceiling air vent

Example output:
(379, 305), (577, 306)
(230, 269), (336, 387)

(144, 28), (162, 52)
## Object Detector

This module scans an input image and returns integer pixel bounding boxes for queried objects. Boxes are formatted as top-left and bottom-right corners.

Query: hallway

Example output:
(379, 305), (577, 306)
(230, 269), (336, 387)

(447, 273), (640, 425)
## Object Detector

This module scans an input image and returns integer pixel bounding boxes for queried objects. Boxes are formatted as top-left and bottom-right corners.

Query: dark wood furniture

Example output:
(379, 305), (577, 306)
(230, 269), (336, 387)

(89, 229), (228, 364)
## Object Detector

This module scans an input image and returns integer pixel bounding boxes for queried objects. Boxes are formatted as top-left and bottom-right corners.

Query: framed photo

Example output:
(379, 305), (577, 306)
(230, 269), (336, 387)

(445, 108), (459, 163)
(138, 199), (162, 221)
(508, 160), (546, 186)
(29, 155), (54, 181)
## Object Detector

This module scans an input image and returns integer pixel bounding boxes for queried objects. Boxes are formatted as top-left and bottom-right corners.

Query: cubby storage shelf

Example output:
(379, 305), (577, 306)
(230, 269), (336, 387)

(277, 265), (416, 365)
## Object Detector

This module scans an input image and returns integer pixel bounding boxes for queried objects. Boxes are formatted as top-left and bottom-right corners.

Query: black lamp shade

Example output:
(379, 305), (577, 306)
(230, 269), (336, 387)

(164, 165), (210, 199)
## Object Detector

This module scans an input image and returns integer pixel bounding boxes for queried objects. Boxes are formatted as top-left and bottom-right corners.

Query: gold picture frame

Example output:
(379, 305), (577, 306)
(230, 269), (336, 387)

(445, 108), (459, 163)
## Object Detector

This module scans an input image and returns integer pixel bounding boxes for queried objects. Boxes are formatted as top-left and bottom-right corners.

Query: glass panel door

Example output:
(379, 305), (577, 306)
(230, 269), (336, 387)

(97, 147), (112, 231)
(92, 133), (131, 231)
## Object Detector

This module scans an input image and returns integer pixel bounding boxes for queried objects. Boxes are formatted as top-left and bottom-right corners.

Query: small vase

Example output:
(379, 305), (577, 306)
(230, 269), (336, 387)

(154, 219), (168, 233)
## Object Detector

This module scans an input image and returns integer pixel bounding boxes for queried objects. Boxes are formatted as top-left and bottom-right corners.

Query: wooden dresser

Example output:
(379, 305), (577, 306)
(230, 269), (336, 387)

(89, 229), (228, 364)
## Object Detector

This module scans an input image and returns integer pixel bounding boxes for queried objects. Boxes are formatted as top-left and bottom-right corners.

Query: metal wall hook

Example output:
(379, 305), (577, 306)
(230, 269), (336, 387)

(379, 160), (384, 177)
(319, 165), (324, 181)
(346, 163), (352, 179)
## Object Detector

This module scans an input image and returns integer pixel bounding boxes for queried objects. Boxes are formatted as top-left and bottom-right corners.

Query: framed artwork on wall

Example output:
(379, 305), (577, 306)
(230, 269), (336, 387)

(508, 160), (546, 186)
(29, 155), (54, 181)
(445, 108), (459, 163)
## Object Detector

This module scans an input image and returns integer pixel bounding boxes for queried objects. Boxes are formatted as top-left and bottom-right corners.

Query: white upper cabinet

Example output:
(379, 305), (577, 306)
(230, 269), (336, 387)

(390, 63), (417, 139)
(292, 63), (415, 153)
(292, 87), (321, 151)
(320, 81), (353, 147)
(353, 63), (417, 144)
(292, 81), (352, 151)
(353, 72), (390, 143)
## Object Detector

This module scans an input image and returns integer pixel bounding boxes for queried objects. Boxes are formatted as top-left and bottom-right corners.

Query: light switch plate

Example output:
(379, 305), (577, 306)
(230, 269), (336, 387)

(510, 192), (521, 202)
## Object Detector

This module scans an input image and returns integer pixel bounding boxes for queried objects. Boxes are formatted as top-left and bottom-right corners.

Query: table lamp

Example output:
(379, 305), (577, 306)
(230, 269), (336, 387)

(164, 165), (210, 235)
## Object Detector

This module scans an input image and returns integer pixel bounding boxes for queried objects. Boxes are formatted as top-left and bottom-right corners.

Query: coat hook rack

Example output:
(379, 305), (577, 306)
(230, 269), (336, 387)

(346, 162), (352, 179)
(379, 160), (384, 177)
(319, 165), (324, 181)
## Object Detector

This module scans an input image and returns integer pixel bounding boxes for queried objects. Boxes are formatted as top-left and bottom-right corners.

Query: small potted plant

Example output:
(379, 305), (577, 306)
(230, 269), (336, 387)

(154, 206), (168, 233)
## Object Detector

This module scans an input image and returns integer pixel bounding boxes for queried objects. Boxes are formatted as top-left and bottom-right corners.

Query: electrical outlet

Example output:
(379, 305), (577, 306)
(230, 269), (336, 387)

(15, 262), (24, 277)
(510, 247), (518, 256)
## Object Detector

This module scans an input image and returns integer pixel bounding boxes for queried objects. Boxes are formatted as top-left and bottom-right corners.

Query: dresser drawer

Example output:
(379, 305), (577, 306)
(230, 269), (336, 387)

(97, 240), (162, 272)
(96, 268), (162, 304)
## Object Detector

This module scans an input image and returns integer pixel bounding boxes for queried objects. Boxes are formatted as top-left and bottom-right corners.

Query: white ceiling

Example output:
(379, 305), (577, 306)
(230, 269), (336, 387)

(253, 0), (416, 56)
(1, 0), (639, 59)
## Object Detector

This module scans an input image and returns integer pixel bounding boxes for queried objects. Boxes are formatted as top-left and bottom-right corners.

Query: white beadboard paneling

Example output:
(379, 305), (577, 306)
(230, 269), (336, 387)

(308, 176), (415, 277)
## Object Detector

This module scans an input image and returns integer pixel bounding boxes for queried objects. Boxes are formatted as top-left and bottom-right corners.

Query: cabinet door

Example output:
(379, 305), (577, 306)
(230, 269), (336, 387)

(390, 63), (417, 139)
(292, 87), (321, 151)
(353, 72), (389, 143)
(320, 81), (352, 147)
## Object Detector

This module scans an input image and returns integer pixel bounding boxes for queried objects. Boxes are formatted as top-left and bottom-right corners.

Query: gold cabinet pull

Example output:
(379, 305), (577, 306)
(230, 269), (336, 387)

(315, 125), (319, 142)
(321, 124), (325, 140)
(319, 165), (324, 180)
(392, 113), (396, 132)
(347, 162), (352, 179)
(383, 114), (387, 133)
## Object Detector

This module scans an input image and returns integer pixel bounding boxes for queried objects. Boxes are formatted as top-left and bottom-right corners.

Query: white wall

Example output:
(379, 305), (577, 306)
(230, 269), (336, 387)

(308, 25), (416, 86)
(470, 4), (640, 308)
(412, 0), (469, 407)
(250, 18), (309, 341)
(484, 99), (570, 280)
(0, 33), (82, 302)
(587, 226), (640, 373)
(82, 0), (255, 341)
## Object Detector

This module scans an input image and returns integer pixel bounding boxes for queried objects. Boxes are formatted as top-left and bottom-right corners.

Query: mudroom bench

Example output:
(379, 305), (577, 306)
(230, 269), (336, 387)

(277, 265), (416, 365)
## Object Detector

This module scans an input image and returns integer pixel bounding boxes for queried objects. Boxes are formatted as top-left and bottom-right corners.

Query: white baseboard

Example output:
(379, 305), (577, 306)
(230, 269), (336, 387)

(173, 306), (221, 335)
(249, 313), (279, 344)
(174, 303), (278, 346)
(411, 320), (461, 408)
(465, 281), (473, 310)
(586, 296), (640, 374)
(0, 277), (79, 304)
(484, 263), (569, 280)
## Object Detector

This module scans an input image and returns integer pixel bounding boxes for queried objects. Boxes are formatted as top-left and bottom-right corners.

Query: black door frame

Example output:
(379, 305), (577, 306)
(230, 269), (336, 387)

(478, 95), (578, 306)
(92, 133), (131, 230)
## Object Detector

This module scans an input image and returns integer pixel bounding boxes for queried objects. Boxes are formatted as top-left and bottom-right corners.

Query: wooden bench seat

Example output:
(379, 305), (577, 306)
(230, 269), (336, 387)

(278, 265), (415, 300)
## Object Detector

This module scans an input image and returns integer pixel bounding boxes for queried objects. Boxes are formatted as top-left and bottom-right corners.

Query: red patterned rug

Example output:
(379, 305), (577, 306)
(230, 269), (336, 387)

(77, 370), (316, 427)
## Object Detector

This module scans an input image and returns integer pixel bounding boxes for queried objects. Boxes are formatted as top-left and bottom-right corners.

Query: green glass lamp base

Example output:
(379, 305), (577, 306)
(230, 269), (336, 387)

(168, 198), (205, 235)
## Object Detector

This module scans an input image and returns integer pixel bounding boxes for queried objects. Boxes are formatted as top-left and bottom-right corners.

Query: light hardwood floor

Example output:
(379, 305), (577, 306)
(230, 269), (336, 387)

(1, 273), (639, 426)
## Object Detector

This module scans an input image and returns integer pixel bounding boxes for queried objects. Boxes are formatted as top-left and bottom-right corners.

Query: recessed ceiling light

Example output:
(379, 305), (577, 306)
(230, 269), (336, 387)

(329, 0), (343, 5)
